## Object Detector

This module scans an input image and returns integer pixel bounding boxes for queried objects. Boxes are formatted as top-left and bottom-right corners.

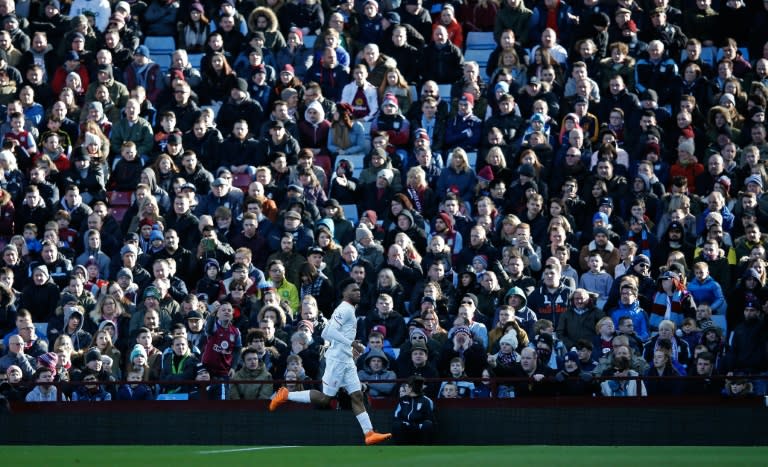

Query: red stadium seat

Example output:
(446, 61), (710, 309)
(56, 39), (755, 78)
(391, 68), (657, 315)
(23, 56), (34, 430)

(108, 191), (133, 207)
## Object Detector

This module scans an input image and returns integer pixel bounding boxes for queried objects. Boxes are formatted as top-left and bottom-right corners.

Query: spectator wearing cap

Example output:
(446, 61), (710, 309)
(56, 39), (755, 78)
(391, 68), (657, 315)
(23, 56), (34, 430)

(176, 3), (209, 54)
(27, 1), (69, 48)
(52, 50), (90, 96)
(640, 7), (687, 61)
(117, 241), (153, 289)
(649, 270), (697, 332)
(578, 219), (621, 275)
(194, 171), (244, 221)
(395, 339), (440, 398)
(371, 92), (410, 152)
(358, 161), (397, 219)
(267, 212), (314, 261)
(357, 0), (383, 46)
(484, 93), (525, 145)
(219, 71), (266, 136)
(297, 100), (332, 161)
(655, 220), (695, 273)
(128, 285), (174, 335)
(123, 45), (163, 103)
(517, 75), (562, 126)
(85, 60), (130, 109)
(723, 298), (767, 386)
(258, 119), (302, 166)
(104, 10), (140, 56)
(421, 25), (463, 85)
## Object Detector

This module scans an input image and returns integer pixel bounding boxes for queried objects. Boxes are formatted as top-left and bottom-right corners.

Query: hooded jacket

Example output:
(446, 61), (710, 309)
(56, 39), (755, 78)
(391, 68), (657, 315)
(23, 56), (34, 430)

(357, 348), (397, 397)
(248, 7), (287, 51)
(63, 307), (92, 350)
(502, 286), (537, 339)
(298, 101), (331, 151)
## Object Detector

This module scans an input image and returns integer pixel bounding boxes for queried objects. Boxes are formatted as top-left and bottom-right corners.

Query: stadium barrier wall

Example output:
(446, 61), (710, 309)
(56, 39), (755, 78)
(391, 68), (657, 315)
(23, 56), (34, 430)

(2, 397), (766, 445)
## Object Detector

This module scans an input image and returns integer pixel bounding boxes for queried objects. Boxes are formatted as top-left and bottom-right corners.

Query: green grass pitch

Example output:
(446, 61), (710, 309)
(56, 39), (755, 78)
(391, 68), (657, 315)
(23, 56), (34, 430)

(3, 446), (765, 466)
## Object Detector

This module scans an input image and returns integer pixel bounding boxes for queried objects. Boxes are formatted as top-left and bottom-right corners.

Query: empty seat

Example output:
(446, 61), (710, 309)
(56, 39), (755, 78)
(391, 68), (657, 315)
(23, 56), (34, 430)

(187, 53), (204, 68)
(464, 49), (490, 67)
(111, 206), (129, 222)
(341, 204), (359, 225)
(107, 191), (133, 206)
(154, 54), (172, 74)
(466, 32), (496, 50)
(437, 83), (452, 108)
(303, 35), (317, 49)
(144, 36), (176, 55)
(232, 173), (252, 191)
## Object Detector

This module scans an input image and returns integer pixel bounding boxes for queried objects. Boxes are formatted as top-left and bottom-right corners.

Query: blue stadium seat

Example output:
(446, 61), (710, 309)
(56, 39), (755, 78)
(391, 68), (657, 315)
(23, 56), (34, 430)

(188, 53), (204, 68)
(144, 36), (176, 56)
(466, 32), (496, 50)
(154, 54), (172, 74)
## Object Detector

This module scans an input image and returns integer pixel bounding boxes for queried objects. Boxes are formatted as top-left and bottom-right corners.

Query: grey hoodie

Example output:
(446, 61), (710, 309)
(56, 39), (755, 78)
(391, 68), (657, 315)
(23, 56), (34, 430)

(357, 348), (396, 397)
(503, 286), (537, 338)
(64, 306), (92, 350)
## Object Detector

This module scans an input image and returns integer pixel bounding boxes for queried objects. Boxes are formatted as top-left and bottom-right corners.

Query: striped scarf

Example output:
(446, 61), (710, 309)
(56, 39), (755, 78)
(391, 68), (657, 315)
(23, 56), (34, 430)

(650, 291), (686, 328)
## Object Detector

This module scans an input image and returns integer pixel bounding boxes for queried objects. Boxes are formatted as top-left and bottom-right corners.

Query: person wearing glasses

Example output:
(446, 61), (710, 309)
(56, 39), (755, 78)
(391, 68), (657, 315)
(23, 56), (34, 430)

(605, 253), (657, 313)
(608, 281), (650, 341)
(0, 335), (36, 379)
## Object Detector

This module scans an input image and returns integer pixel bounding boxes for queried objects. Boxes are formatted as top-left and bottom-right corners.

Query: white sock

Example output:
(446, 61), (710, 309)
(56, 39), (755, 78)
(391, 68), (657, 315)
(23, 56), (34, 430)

(287, 390), (311, 403)
(356, 412), (373, 434)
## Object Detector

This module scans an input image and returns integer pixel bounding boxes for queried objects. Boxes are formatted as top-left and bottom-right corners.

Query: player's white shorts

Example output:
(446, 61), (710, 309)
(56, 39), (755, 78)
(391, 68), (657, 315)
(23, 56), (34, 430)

(322, 357), (361, 397)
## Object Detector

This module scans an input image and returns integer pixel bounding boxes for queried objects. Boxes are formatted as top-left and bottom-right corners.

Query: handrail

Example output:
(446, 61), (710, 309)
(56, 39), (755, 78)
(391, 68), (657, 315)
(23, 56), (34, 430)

(9, 373), (764, 402)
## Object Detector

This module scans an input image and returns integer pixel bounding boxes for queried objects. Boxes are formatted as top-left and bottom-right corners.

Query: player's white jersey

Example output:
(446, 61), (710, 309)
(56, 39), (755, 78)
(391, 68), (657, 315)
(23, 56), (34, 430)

(324, 301), (357, 361)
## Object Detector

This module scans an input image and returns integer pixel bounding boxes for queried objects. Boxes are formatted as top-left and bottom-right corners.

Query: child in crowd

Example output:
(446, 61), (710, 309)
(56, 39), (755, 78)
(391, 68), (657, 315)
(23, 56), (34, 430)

(117, 369), (154, 400)
(438, 357), (474, 398)
(25, 367), (61, 402)
(579, 253), (613, 311)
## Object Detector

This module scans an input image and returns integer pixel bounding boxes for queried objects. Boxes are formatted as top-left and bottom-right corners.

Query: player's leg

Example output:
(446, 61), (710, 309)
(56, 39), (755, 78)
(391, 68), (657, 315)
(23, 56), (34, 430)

(343, 364), (391, 445)
(271, 360), (338, 411)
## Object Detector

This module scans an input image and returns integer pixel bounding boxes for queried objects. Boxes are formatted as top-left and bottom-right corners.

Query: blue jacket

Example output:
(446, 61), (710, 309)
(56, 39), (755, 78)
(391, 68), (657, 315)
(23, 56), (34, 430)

(444, 113), (482, 152)
(610, 300), (650, 341)
(696, 205), (734, 236)
(688, 275), (727, 315)
(436, 166), (476, 203)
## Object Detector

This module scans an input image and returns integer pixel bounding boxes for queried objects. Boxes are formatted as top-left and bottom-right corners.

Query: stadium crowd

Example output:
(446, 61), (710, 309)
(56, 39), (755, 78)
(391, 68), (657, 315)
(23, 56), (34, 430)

(0, 0), (766, 406)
